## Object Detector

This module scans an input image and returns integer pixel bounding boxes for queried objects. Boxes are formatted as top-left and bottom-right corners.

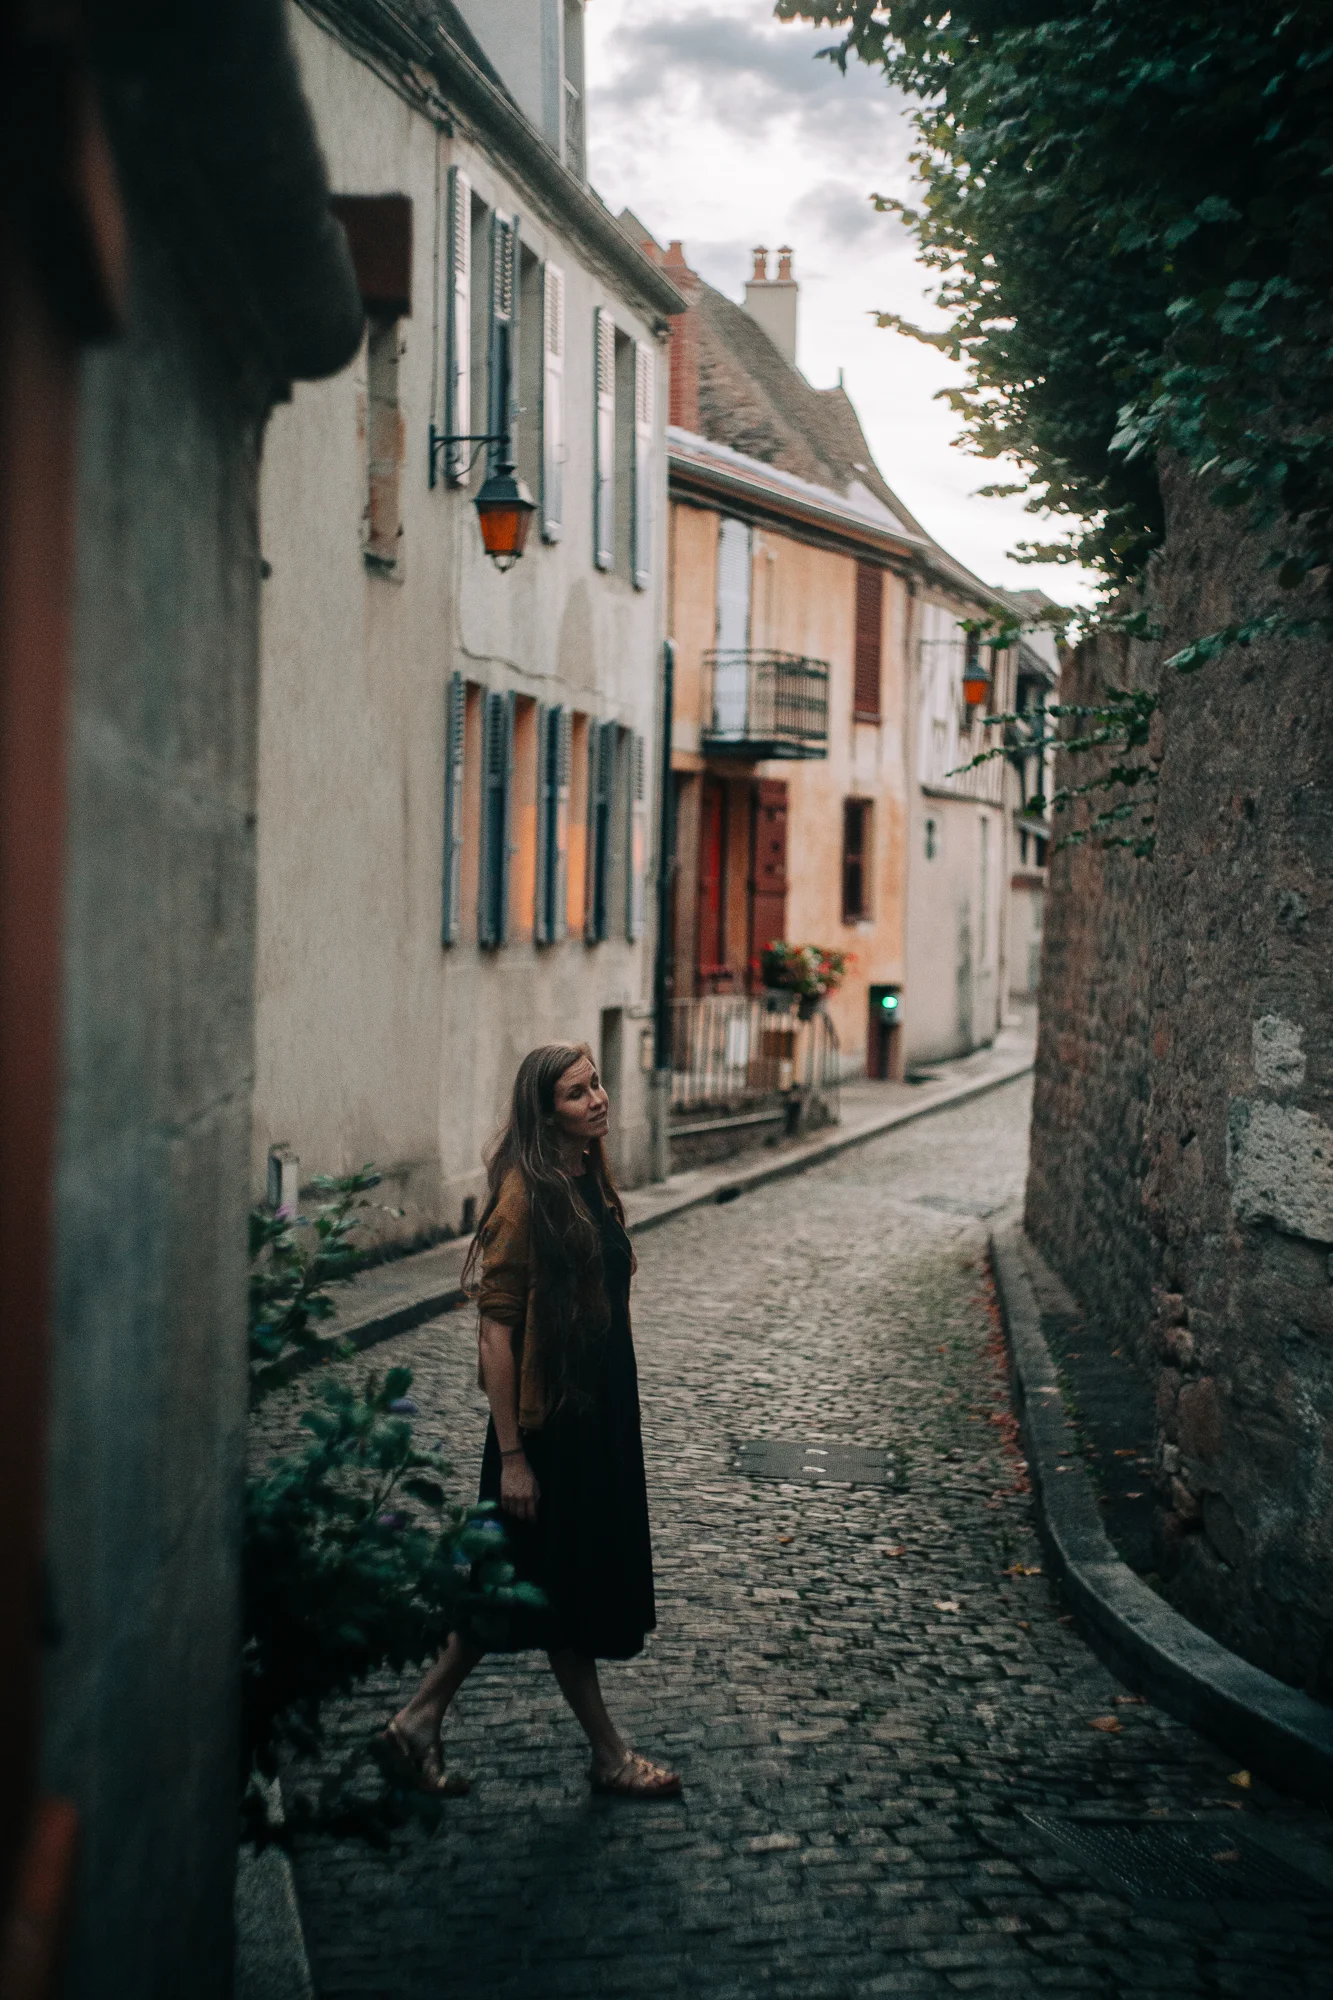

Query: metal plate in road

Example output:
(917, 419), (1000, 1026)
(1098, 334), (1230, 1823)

(734, 1439), (899, 1485)
(1020, 1812), (1330, 1903)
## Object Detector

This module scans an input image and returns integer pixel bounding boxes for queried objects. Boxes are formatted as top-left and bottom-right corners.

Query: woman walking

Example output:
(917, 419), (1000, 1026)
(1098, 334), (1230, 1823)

(377, 1043), (681, 1800)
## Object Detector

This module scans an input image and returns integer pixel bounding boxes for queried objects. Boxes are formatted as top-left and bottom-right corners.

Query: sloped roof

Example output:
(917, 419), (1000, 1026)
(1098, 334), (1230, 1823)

(680, 267), (1007, 607)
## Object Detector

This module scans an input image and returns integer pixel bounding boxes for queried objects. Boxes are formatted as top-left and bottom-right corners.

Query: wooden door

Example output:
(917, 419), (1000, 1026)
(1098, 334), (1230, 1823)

(696, 775), (728, 985)
(748, 777), (788, 975)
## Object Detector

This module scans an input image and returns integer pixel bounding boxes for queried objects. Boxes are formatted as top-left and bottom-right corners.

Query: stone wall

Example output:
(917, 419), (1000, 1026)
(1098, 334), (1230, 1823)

(1027, 467), (1333, 1696)
(1024, 628), (1158, 1368)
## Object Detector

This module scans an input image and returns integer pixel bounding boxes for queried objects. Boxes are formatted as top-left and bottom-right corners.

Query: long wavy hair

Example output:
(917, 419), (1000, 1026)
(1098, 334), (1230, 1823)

(463, 1043), (628, 1416)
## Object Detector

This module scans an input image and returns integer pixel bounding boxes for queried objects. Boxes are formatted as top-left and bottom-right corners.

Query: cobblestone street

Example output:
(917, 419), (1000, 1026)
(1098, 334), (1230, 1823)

(281, 1079), (1333, 1998)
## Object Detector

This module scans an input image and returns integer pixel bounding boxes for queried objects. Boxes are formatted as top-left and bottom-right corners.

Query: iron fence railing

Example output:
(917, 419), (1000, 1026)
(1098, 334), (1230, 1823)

(667, 993), (841, 1122)
(702, 650), (829, 760)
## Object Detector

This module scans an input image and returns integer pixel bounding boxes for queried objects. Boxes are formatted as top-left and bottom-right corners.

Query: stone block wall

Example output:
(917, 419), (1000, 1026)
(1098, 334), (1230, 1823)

(1145, 472), (1333, 1695)
(1024, 628), (1158, 1368)
(1027, 466), (1333, 1696)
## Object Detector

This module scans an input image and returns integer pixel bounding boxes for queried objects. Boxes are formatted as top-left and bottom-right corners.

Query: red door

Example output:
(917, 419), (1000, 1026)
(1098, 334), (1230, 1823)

(696, 775), (728, 987)
(749, 778), (788, 979)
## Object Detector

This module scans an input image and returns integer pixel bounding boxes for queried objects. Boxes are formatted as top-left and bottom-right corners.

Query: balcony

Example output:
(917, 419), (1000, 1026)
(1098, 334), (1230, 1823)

(701, 649), (829, 761)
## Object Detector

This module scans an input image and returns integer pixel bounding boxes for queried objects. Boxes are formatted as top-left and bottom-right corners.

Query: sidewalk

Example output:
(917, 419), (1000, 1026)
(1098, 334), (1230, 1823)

(298, 1017), (1037, 1373)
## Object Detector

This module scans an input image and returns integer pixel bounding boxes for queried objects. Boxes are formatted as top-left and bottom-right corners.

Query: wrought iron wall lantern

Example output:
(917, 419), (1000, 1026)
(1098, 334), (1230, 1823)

(427, 427), (536, 574)
(961, 657), (993, 708)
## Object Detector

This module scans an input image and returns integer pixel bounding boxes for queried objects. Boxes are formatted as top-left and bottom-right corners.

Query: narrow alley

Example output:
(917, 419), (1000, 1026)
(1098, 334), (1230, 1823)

(278, 1081), (1333, 1999)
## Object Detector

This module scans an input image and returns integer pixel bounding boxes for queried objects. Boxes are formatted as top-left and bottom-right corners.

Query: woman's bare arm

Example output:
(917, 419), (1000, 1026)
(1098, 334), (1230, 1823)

(478, 1314), (539, 1521)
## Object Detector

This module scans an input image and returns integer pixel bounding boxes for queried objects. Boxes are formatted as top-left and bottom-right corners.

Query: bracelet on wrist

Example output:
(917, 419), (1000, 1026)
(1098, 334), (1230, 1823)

(500, 1446), (525, 1457)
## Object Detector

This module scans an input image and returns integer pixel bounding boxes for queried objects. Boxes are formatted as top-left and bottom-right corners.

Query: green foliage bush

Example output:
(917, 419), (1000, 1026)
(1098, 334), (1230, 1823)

(780, 1), (1333, 848)
(243, 1172), (529, 1843)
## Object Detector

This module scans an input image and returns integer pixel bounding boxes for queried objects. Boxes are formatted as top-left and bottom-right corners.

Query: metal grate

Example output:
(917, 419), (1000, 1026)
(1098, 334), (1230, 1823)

(734, 1440), (898, 1486)
(1020, 1812), (1330, 1903)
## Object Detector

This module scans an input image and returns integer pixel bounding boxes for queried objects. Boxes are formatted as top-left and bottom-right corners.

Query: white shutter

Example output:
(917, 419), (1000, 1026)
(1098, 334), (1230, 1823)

(444, 167), (470, 486)
(488, 213), (518, 474)
(541, 262), (565, 542)
(593, 307), (615, 571)
(441, 671), (465, 943)
(626, 730), (647, 940)
(713, 518), (753, 735)
(631, 341), (654, 591)
(478, 691), (513, 947)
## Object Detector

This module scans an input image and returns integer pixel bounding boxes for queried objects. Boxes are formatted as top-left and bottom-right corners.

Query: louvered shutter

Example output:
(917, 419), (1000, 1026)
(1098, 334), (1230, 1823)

(478, 691), (513, 947)
(541, 262), (565, 542)
(535, 704), (552, 943)
(853, 563), (883, 721)
(441, 671), (466, 944)
(626, 731), (647, 939)
(488, 213), (519, 475)
(552, 706), (571, 941)
(443, 168), (470, 486)
(631, 342), (654, 590)
(593, 307), (615, 571)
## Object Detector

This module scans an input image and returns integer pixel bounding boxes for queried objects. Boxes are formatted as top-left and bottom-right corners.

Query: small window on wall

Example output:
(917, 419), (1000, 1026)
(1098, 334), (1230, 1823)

(364, 314), (403, 569)
(842, 799), (872, 923)
(924, 816), (938, 862)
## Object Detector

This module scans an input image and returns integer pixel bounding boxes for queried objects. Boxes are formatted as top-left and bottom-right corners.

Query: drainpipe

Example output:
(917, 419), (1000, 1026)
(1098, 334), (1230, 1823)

(649, 638), (676, 1182)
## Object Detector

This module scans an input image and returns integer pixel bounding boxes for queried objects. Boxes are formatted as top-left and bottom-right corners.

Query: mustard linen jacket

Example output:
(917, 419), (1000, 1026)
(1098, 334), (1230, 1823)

(474, 1167), (548, 1430)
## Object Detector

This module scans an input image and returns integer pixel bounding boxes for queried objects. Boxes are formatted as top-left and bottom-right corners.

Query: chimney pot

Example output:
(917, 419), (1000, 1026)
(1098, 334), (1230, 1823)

(776, 245), (793, 281)
(751, 245), (769, 282)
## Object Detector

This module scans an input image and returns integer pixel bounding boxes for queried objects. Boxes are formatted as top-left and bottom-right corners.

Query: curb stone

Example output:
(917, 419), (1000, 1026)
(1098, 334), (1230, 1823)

(990, 1219), (1333, 1806)
(234, 1782), (313, 2000)
(292, 1052), (1036, 1376)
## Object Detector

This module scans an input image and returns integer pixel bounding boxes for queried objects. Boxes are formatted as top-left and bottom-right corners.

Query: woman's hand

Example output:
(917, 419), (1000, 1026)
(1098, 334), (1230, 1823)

(500, 1451), (539, 1522)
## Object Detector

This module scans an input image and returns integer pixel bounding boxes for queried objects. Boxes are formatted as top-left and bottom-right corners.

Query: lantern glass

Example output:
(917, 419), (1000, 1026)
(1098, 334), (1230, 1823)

(962, 669), (992, 708)
(474, 467), (536, 571)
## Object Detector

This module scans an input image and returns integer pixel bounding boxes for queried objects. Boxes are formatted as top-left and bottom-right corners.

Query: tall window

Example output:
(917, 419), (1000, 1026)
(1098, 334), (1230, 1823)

(593, 307), (615, 570)
(842, 799), (872, 923)
(853, 563), (883, 722)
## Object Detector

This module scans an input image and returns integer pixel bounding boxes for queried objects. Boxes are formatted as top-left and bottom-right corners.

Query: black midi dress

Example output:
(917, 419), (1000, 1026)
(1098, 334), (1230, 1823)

(474, 1174), (657, 1660)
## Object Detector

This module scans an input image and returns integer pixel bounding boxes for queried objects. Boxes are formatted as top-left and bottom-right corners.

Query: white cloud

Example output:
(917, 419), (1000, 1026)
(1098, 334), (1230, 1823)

(586, 0), (1097, 605)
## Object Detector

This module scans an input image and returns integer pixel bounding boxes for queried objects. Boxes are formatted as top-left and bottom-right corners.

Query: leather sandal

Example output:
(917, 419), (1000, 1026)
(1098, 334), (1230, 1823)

(590, 1750), (682, 1800)
(371, 1718), (471, 1797)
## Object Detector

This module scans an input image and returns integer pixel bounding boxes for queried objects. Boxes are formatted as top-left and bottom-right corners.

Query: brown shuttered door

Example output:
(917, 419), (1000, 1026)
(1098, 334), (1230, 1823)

(749, 778), (789, 972)
(853, 562), (883, 722)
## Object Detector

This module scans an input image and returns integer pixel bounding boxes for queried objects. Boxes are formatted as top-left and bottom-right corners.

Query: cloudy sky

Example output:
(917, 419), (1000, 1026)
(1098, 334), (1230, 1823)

(585, 0), (1090, 604)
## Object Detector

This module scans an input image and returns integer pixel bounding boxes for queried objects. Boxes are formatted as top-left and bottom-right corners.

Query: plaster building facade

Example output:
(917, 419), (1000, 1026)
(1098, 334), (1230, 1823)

(649, 235), (1019, 1096)
(254, 1), (682, 1239)
(3, 4), (362, 1992)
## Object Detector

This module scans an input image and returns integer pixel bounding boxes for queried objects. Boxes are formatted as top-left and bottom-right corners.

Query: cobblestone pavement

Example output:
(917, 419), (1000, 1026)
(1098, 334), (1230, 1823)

(272, 1078), (1333, 1998)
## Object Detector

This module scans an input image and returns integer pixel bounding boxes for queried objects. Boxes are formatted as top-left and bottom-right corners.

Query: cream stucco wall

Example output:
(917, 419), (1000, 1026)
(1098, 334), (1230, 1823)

(254, 10), (669, 1237)
(903, 591), (1013, 1065)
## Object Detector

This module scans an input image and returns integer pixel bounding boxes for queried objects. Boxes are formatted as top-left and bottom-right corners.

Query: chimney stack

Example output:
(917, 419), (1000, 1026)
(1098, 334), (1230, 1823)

(663, 239), (701, 433)
(743, 242), (798, 365)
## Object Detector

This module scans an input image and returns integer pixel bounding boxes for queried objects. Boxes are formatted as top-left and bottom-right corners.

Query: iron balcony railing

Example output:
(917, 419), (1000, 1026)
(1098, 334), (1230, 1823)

(702, 649), (830, 760)
(667, 993), (841, 1126)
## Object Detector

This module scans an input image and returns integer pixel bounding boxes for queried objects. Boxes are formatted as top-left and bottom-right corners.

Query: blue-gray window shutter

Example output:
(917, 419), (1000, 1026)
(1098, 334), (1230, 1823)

(441, 670), (465, 943)
(553, 706), (571, 941)
(632, 341), (654, 591)
(443, 168), (470, 486)
(626, 730), (647, 940)
(541, 261), (565, 542)
(478, 690), (513, 947)
(593, 307), (614, 571)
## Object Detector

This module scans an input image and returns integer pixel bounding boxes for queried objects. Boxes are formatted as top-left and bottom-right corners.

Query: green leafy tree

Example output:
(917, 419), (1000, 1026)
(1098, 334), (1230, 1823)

(778, 1), (1333, 846)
